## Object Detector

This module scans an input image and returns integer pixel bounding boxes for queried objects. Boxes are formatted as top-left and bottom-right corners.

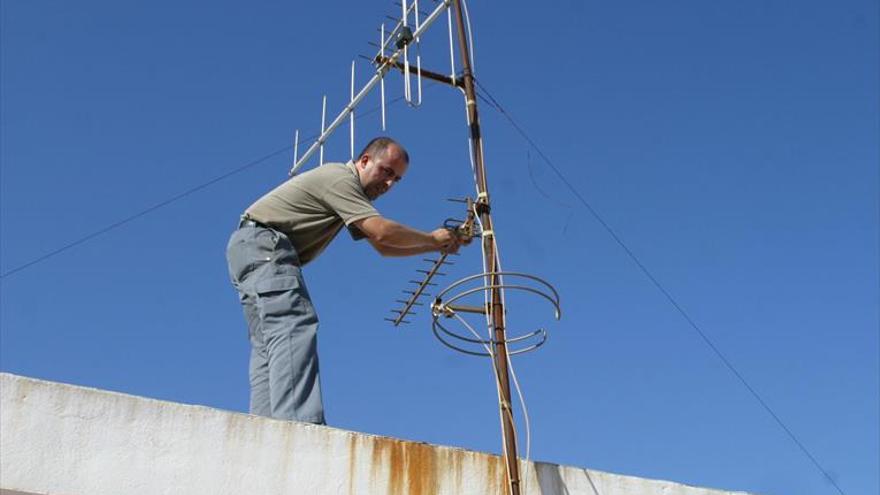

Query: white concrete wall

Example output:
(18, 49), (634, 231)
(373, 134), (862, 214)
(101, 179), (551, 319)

(0, 373), (751, 495)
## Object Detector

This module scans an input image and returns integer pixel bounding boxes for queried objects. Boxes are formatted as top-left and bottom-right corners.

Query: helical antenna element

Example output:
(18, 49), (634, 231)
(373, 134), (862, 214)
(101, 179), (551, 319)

(430, 271), (561, 357)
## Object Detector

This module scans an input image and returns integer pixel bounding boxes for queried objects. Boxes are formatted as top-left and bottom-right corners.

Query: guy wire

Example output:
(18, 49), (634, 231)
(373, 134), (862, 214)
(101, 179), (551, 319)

(0, 86), (425, 280)
(472, 77), (847, 495)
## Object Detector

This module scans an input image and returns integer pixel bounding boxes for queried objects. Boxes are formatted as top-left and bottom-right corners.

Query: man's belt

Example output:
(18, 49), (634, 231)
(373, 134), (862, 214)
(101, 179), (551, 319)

(238, 216), (274, 230)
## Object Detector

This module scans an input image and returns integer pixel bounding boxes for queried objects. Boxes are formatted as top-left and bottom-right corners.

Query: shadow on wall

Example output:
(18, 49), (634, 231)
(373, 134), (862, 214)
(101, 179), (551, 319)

(535, 462), (604, 495)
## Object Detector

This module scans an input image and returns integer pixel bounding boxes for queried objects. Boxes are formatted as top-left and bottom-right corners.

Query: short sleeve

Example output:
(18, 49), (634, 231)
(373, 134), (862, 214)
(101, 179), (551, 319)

(321, 176), (380, 226)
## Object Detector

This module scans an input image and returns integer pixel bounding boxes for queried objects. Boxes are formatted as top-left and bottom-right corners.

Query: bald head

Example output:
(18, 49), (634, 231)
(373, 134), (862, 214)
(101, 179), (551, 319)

(357, 137), (410, 165)
(355, 137), (410, 200)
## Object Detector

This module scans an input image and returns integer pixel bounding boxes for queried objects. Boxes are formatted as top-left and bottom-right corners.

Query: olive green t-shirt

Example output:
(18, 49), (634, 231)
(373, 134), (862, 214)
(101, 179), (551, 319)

(244, 161), (379, 265)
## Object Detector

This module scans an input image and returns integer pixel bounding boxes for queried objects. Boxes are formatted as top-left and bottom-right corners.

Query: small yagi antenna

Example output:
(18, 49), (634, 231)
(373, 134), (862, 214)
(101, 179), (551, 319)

(388, 198), (477, 326)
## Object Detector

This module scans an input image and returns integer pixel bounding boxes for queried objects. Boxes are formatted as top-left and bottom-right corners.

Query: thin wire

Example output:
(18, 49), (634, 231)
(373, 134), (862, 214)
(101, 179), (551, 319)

(0, 92), (411, 280)
(474, 78), (847, 495)
(526, 149), (574, 235)
(0, 146), (289, 280)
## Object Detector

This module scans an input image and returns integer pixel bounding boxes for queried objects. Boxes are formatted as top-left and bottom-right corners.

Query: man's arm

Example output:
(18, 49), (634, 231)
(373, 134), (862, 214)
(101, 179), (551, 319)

(354, 216), (460, 257)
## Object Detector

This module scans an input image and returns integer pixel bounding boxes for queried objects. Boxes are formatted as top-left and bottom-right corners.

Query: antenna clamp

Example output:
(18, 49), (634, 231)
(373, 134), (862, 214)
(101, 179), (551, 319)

(395, 26), (415, 49)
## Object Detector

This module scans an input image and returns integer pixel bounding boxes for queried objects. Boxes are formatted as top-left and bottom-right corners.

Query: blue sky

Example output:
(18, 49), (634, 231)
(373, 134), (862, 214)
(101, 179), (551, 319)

(1, 1), (877, 494)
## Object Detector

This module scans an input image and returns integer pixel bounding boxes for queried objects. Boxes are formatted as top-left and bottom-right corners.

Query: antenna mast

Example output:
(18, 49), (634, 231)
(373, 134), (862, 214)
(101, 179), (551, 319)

(288, 3), (561, 492)
(451, 1), (521, 493)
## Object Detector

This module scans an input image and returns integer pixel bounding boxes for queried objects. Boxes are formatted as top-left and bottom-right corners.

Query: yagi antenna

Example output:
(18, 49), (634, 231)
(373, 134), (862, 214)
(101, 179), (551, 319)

(388, 198), (475, 326)
(288, 0), (452, 176)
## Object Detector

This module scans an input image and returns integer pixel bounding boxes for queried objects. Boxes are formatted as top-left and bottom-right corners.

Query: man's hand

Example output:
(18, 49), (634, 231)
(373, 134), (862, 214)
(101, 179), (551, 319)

(355, 216), (473, 257)
(431, 228), (463, 255)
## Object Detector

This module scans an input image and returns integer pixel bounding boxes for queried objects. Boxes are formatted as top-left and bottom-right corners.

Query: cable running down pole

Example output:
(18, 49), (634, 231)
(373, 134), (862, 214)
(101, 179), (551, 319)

(450, 1), (521, 493)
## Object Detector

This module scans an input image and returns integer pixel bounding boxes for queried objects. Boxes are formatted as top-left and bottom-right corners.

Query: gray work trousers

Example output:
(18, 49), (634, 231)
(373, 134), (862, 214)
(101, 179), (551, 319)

(226, 223), (325, 424)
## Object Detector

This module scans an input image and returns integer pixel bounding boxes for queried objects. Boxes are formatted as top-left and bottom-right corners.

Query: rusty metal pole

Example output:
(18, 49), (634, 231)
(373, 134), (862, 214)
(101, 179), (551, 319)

(450, 1), (521, 494)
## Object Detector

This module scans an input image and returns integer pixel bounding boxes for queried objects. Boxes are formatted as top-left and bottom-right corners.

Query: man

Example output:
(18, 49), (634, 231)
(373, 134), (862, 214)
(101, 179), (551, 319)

(226, 137), (463, 424)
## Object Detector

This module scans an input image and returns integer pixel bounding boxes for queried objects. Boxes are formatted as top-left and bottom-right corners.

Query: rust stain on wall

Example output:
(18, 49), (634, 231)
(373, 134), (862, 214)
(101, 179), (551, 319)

(388, 439), (406, 493)
(404, 441), (438, 495)
(487, 453), (505, 495)
(370, 436), (440, 495)
(443, 448), (463, 491)
(348, 433), (358, 494)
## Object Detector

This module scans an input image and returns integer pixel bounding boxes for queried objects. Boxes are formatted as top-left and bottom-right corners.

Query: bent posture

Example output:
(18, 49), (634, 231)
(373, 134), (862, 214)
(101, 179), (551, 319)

(226, 137), (462, 424)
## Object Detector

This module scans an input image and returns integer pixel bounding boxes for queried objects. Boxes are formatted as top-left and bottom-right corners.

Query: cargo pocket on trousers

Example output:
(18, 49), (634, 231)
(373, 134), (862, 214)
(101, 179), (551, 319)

(253, 275), (317, 334)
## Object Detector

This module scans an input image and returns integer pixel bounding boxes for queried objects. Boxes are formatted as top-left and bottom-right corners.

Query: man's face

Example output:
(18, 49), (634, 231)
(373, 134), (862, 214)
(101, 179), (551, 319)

(356, 145), (408, 200)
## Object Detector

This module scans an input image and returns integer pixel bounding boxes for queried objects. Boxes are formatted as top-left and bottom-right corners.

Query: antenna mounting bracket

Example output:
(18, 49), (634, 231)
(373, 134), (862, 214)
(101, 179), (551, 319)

(395, 26), (414, 48)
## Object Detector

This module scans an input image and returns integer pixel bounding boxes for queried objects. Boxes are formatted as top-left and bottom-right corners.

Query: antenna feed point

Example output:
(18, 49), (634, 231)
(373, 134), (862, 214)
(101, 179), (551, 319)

(431, 297), (452, 317)
(395, 26), (415, 49)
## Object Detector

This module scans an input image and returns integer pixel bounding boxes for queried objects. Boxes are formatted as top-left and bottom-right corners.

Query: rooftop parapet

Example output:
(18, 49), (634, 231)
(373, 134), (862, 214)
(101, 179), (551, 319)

(0, 373), (752, 495)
